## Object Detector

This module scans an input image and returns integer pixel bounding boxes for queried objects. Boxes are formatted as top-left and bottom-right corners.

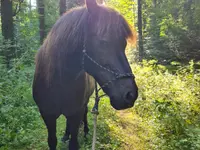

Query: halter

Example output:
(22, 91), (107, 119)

(82, 48), (134, 150)
(82, 18), (134, 150)
(82, 48), (135, 111)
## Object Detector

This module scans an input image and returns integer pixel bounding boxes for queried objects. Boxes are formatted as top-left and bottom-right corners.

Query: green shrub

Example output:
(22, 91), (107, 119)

(133, 60), (200, 150)
(0, 60), (42, 148)
(0, 55), (199, 150)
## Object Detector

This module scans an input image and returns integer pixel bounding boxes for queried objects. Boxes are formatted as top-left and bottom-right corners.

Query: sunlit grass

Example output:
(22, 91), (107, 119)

(1, 61), (200, 150)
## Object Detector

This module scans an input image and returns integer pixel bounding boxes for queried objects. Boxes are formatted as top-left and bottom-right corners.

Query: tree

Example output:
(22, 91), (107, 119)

(1, 0), (15, 68)
(137, 0), (144, 61)
(150, 0), (160, 49)
(28, 0), (32, 12)
(37, 0), (45, 44)
(1, 0), (14, 40)
(59, 0), (66, 16)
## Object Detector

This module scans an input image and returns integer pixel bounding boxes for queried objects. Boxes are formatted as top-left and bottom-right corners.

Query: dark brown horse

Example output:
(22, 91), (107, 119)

(32, 0), (138, 149)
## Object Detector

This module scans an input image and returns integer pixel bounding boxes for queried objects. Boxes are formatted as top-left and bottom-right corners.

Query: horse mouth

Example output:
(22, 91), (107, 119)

(110, 98), (134, 110)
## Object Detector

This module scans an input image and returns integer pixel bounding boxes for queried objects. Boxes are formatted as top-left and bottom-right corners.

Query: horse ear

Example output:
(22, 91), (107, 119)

(85, 0), (98, 13)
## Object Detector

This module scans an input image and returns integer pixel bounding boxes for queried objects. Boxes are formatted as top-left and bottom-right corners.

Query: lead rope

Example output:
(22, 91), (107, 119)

(82, 49), (134, 150)
(82, 26), (100, 149)
(82, 18), (134, 149)
(91, 81), (100, 150)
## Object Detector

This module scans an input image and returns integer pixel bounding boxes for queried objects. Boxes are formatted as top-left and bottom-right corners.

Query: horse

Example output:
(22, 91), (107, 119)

(61, 102), (90, 143)
(32, 0), (138, 149)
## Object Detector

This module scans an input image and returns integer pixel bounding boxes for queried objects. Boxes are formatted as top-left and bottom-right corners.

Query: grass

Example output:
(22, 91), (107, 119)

(1, 60), (200, 150)
(0, 97), (141, 150)
(0, 64), (144, 150)
(4, 97), (144, 150)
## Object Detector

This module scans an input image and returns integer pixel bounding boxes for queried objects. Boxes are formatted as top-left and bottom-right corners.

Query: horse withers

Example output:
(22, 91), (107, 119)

(32, 0), (138, 149)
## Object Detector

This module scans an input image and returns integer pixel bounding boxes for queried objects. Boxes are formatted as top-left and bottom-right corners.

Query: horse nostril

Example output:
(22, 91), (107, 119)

(126, 92), (134, 101)
(125, 91), (135, 106)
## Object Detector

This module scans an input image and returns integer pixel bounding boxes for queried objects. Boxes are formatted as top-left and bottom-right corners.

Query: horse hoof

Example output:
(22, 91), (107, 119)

(61, 135), (69, 142)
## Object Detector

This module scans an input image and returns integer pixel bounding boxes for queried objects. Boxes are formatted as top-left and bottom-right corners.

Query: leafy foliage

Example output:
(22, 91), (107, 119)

(0, 55), (200, 149)
(44, 0), (59, 33)
(133, 60), (200, 150)
(140, 0), (200, 63)
(0, 57), (41, 148)
(0, 0), (200, 149)
(106, 0), (136, 25)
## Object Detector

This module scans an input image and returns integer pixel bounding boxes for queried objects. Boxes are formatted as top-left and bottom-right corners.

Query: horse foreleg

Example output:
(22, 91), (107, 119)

(83, 106), (89, 138)
(67, 109), (83, 150)
(42, 114), (57, 150)
(61, 118), (70, 142)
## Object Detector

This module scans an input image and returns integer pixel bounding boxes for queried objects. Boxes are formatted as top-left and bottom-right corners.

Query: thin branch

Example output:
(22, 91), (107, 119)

(13, 0), (25, 17)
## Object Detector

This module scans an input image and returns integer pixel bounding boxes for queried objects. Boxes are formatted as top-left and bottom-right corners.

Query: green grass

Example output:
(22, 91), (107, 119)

(1, 60), (200, 150)
(0, 64), (144, 150)
(1, 97), (142, 150)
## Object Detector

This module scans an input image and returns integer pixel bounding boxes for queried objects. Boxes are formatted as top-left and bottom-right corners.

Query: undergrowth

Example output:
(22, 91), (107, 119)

(132, 60), (200, 150)
(0, 58), (200, 150)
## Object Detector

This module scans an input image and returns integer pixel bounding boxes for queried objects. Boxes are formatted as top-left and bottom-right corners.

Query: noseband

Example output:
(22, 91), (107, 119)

(82, 49), (134, 94)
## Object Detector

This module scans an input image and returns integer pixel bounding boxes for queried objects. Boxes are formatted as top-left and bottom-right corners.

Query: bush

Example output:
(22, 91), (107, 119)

(133, 60), (200, 150)
(0, 55), (199, 150)
(0, 58), (42, 148)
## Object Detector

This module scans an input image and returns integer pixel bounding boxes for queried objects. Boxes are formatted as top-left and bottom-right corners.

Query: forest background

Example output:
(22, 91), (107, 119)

(0, 0), (200, 149)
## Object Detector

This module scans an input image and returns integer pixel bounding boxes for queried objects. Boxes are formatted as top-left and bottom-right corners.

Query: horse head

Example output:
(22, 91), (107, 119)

(84, 0), (138, 110)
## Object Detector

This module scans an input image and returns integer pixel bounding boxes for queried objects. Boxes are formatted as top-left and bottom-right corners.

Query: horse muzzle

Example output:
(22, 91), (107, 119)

(110, 90), (138, 110)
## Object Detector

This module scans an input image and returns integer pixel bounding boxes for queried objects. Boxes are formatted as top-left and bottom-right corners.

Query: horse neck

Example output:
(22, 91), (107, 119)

(65, 51), (83, 80)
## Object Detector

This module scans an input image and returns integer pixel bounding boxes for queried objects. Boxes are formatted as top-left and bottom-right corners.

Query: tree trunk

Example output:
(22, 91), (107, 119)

(37, 0), (45, 44)
(137, 0), (144, 61)
(151, 0), (159, 38)
(29, 0), (32, 12)
(150, 0), (160, 52)
(1, 0), (14, 68)
(184, 0), (194, 29)
(59, 0), (66, 16)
